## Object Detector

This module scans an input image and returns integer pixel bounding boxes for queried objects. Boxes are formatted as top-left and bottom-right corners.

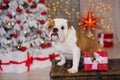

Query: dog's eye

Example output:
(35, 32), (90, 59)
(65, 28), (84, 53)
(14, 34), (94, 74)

(61, 26), (64, 30)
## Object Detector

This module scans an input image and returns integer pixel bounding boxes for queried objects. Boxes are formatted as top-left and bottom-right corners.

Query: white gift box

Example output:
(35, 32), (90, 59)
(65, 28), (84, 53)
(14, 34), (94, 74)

(37, 48), (56, 68)
(11, 51), (27, 73)
(0, 53), (12, 73)
(0, 47), (59, 73)
(28, 48), (40, 70)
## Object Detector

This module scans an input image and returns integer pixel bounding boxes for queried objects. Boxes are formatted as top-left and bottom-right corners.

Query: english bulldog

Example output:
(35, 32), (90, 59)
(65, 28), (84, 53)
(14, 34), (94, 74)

(45, 18), (102, 73)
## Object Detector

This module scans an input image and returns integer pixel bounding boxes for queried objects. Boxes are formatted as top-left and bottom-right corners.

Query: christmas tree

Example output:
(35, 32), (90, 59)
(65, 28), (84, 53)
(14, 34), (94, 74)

(0, 0), (51, 52)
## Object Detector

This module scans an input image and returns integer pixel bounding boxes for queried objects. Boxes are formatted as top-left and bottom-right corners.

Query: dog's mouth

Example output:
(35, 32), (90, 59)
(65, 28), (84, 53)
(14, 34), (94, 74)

(51, 32), (59, 41)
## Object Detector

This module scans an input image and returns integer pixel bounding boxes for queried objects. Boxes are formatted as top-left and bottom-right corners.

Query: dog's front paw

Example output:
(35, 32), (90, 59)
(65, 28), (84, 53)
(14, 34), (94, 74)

(57, 61), (65, 66)
(67, 68), (78, 73)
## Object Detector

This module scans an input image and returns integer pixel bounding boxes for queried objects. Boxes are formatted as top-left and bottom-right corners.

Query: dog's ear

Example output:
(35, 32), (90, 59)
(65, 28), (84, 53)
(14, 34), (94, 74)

(48, 19), (55, 28)
(45, 19), (55, 33)
(43, 19), (55, 29)
(67, 20), (72, 29)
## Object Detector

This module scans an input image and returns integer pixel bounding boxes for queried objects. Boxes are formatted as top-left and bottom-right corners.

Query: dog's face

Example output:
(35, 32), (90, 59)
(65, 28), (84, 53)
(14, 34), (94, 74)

(46, 18), (71, 42)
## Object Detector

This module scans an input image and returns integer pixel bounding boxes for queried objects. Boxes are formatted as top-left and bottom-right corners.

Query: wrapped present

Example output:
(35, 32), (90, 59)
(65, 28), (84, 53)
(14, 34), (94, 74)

(11, 51), (27, 73)
(0, 47), (59, 73)
(28, 48), (41, 70)
(37, 48), (57, 68)
(0, 53), (12, 73)
(98, 33), (113, 48)
(84, 51), (108, 71)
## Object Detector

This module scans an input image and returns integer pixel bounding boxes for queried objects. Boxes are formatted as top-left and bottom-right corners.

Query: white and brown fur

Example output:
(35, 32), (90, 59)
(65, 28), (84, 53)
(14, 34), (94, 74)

(45, 18), (102, 73)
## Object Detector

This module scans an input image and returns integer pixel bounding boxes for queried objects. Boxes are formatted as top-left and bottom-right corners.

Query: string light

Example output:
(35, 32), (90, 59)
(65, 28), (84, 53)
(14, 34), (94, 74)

(45, 0), (80, 26)
(84, 0), (113, 33)
(45, 0), (113, 33)
(24, 31), (27, 34)
(41, 40), (44, 43)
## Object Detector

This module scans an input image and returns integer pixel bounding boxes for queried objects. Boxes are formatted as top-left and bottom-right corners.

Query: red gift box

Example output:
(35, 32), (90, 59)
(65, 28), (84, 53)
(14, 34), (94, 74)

(84, 51), (108, 71)
(98, 33), (113, 48)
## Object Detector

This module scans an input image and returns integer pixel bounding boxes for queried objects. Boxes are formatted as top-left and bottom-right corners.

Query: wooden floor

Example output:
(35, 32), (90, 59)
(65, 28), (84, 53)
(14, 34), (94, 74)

(0, 44), (120, 80)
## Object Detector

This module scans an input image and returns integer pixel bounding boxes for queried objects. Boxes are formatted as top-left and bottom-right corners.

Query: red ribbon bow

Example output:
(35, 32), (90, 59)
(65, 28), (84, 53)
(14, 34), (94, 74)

(25, 52), (33, 71)
(49, 53), (60, 61)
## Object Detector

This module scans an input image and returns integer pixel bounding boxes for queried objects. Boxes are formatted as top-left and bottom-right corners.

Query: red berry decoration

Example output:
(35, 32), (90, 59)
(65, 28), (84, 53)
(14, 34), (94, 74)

(3, 5), (9, 10)
(37, 29), (41, 34)
(7, 14), (12, 19)
(41, 43), (46, 49)
(41, 11), (47, 15)
(39, 20), (45, 25)
(47, 43), (52, 47)
(25, 9), (30, 14)
(32, 3), (37, 8)
(20, 46), (26, 52)
(16, 20), (21, 24)
(13, 33), (18, 38)
(28, 0), (32, 3)
(0, 5), (3, 10)
(3, 0), (9, 4)
(16, 7), (22, 12)
(40, 0), (45, 3)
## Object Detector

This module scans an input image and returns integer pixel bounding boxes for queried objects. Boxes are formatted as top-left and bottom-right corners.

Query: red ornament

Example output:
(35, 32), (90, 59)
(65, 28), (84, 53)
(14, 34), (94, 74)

(47, 43), (52, 47)
(40, 0), (45, 3)
(3, 0), (9, 4)
(39, 20), (45, 25)
(20, 46), (26, 52)
(13, 33), (18, 38)
(16, 20), (21, 24)
(37, 29), (42, 34)
(7, 14), (12, 19)
(32, 3), (37, 8)
(25, 9), (30, 14)
(28, 0), (32, 3)
(16, 7), (22, 12)
(41, 11), (47, 15)
(41, 43), (46, 49)
(0, 5), (3, 10)
(3, 5), (9, 10)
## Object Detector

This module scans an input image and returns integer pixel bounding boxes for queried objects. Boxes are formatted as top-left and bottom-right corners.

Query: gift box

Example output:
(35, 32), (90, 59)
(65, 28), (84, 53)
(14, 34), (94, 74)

(98, 33), (113, 48)
(0, 47), (59, 73)
(0, 53), (12, 73)
(37, 48), (56, 68)
(11, 51), (27, 73)
(84, 51), (108, 71)
(28, 48), (39, 70)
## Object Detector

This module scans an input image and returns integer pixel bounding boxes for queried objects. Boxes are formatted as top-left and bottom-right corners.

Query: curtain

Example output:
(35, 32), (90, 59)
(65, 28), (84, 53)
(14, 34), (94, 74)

(113, 0), (120, 43)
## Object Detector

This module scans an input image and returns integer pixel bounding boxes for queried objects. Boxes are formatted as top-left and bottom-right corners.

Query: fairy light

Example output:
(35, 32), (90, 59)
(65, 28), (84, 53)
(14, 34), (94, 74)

(24, 31), (27, 34)
(7, 41), (10, 44)
(85, 0), (113, 33)
(45, 0), (113, 33)
(41, 40), (44, 43)
(45, 0), (80, 26)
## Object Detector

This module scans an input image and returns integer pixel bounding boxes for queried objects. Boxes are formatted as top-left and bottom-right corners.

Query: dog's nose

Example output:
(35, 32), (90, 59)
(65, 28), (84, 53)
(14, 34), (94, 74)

(53, 28), (58, 33)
